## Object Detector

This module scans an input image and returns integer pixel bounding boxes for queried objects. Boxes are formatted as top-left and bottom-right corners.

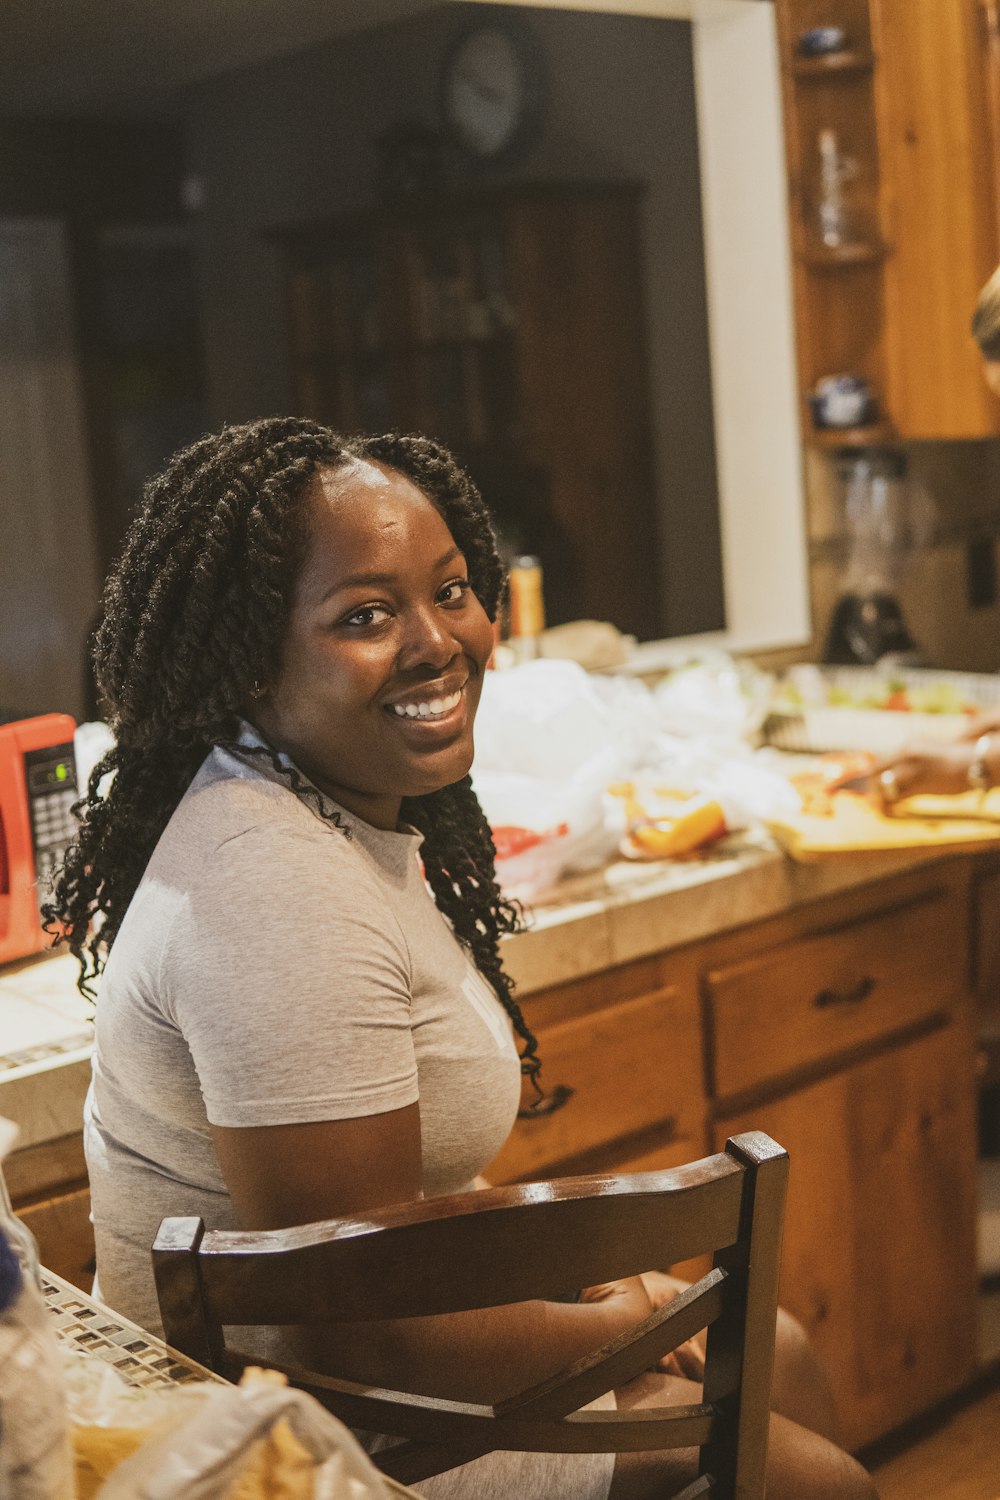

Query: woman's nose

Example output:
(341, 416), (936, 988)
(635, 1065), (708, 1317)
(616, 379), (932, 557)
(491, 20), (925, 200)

(398, 606), (456, 669)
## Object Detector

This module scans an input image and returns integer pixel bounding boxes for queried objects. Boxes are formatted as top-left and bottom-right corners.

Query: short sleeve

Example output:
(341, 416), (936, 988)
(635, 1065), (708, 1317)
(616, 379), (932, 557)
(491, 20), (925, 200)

(161, 821), (418, 1128)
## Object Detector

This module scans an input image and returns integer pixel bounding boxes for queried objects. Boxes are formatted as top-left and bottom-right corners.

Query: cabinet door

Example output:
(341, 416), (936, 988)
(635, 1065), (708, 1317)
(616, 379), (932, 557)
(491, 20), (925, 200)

(717, 1022), (978, 1449)
(873, 0), (1000, 437)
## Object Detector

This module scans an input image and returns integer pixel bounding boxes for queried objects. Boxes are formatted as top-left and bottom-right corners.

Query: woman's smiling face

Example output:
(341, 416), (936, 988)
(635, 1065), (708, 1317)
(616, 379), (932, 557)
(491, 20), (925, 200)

(252, 458), (495, 829)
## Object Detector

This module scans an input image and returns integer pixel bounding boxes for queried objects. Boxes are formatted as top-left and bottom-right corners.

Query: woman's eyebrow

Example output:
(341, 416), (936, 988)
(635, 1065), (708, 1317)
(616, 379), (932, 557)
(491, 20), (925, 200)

(318, 546), (464, 601)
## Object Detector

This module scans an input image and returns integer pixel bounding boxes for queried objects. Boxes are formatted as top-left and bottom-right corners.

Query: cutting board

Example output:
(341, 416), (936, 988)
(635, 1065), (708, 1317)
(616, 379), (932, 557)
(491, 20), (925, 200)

(768, 789), (1000, 861)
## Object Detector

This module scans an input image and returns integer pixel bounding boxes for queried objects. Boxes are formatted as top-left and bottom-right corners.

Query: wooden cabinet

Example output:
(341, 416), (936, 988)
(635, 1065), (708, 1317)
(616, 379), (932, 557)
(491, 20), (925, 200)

(719, 1023), (978, 1449)
(5, 1131), (94, 1292)
(775, 0), (1000, 441)
(972, 852), (1000, 1152)
(490, 859), (980, 1448)
(276, 183), (662, 640)
(487, 951), (707, 1183)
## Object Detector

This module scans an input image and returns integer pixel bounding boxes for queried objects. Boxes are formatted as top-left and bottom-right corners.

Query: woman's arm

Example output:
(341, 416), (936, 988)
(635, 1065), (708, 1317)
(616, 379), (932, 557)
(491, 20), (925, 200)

(210, 1108), (654, 1405)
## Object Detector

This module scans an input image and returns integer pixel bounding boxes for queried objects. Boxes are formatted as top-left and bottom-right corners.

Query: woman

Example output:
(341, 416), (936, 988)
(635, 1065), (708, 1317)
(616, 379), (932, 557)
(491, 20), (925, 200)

(50, 418), (874, 1499)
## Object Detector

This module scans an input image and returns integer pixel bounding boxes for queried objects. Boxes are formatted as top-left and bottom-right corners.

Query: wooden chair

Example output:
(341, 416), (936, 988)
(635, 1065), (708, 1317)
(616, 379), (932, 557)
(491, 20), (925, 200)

(152, 1131), (787, 1499)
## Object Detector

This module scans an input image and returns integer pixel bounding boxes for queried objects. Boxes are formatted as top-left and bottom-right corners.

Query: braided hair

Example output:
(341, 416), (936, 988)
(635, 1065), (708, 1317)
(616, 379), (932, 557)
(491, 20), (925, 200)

(46, 417), (540, 1088)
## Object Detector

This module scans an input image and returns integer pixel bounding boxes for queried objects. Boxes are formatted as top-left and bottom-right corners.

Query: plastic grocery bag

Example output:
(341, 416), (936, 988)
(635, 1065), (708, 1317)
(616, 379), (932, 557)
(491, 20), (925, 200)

(472, 660), (645, 899)
(652, 655), (773, 743)
(66, 1357), (421, 1500)
(0, 1115), (75, 1500)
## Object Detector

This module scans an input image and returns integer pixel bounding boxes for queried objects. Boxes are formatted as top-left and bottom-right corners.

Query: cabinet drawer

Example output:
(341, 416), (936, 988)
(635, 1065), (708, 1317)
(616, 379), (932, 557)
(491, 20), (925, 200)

(487, 984), (701, 1182)
(707, 887), (961, 1099)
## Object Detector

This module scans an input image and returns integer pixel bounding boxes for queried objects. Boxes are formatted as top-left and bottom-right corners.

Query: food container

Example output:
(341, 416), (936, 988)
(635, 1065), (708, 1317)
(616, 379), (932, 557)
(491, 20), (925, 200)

(763, 666), (1000, 754)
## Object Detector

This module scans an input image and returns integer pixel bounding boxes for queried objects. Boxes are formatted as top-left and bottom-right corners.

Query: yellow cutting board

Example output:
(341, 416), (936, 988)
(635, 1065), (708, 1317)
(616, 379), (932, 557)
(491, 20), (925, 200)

(768, 789), (1000, 862)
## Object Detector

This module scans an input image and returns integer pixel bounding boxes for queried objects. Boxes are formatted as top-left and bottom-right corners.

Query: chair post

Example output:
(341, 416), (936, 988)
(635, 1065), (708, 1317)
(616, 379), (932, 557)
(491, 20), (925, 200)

(151, 1216), (223, 1372)
(700, 1132), (789, 1500)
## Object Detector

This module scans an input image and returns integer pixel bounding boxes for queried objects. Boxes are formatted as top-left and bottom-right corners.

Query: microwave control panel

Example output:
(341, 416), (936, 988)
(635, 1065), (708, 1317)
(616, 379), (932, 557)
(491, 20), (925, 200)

(23, 741), (78, 906)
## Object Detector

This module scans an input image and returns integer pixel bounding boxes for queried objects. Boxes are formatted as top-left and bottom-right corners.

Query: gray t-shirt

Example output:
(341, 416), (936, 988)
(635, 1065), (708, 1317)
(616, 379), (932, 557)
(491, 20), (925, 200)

(85, 736), (522, 1337)
(86, 737), (615, 1500)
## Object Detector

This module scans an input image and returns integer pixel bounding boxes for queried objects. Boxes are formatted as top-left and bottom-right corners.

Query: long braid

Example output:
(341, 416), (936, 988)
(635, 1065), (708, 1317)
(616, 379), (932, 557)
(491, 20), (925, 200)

(403, 780), (540, 1092)
(49, 418), (348, 990)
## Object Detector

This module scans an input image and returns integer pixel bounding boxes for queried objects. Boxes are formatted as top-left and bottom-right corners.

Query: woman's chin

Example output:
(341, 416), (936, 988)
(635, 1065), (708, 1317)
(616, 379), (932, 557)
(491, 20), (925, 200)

(401, 742), (475, 798)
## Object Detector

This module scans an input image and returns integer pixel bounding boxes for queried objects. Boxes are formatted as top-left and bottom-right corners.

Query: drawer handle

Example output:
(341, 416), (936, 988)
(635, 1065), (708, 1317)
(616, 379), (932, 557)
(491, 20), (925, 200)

(813, 976), (875, 1010)
(519, 1084), (575, 1120)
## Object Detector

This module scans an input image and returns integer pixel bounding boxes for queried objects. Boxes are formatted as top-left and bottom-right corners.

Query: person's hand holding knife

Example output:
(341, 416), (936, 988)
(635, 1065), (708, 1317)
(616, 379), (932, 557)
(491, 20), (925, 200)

(843, 709), (1000, 809)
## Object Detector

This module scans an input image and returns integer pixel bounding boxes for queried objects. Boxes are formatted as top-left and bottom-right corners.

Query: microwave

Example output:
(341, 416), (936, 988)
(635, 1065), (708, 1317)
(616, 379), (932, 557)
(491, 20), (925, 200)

(0, 714), (78, 966)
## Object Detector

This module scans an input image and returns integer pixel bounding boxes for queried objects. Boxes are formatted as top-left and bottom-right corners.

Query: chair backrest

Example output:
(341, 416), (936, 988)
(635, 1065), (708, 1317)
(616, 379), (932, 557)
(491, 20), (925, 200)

(153, 1131), (787, 1498)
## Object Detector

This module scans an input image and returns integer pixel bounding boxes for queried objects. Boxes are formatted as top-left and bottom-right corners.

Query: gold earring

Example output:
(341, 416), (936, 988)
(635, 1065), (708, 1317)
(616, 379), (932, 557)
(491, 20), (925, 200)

(250, 680), (265, 700)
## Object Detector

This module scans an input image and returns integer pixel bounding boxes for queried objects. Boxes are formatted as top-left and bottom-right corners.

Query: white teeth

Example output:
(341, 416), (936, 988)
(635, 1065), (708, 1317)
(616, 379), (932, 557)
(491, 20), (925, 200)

(392, 688), (462, 720)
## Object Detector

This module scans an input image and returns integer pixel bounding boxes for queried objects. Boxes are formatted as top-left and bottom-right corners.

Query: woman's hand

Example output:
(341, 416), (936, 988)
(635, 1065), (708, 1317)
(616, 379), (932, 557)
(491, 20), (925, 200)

(959, 708), (1000, 742)
(580, 1272), (707, 1381)
(638, 1270), (707, 1380)
(873, 740), (979, 803)
(579, 1275), (655, 1318)
(873, 711), (1000, 806)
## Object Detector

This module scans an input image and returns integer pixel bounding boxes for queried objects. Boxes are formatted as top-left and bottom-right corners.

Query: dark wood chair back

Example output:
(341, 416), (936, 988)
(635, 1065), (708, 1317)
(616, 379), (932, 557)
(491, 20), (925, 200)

(153, 1131), (787, 1498)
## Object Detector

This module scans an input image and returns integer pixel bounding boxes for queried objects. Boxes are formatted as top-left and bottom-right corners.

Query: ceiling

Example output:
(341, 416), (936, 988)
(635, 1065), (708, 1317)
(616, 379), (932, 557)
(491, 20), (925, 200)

(0, 0), (446, 116)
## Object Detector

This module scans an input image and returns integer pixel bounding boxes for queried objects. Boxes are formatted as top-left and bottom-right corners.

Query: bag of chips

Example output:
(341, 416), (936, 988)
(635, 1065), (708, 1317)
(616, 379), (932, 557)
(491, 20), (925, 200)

(68, 1363), (420, 1500)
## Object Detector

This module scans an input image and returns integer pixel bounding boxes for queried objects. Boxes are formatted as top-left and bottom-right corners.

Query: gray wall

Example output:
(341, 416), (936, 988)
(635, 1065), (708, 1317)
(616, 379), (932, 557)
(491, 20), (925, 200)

(182, 4), (724, 635)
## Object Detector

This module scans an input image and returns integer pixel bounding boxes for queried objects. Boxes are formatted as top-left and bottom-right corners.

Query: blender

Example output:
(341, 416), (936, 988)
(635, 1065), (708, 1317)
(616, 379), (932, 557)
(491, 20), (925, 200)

(823, 447), (923, 666)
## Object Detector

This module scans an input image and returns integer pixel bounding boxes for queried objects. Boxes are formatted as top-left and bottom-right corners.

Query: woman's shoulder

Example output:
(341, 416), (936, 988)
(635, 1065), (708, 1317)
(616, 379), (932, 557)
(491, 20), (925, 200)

(156, 743), (353, 883)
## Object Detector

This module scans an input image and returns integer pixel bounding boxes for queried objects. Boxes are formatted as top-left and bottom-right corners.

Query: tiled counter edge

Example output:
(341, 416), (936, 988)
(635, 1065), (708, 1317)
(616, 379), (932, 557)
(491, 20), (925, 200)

(501, 839), (946, 994)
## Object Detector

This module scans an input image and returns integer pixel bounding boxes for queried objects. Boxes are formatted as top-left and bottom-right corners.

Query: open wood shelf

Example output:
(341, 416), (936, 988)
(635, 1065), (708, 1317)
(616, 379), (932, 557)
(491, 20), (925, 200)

(798, 240), (889, 267)
(806, 421), (896, 447)
(790, 50), (875, 78)
(777, 0), (1000, 440)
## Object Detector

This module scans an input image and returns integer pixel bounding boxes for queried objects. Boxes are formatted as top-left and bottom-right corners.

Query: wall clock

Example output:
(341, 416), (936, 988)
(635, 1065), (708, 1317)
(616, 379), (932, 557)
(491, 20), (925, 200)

(439, 15), (548, 168)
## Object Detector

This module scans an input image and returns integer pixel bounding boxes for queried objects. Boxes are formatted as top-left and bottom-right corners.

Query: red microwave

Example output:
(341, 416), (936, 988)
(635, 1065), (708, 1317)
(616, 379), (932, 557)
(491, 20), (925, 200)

(0, 714), (78, 966)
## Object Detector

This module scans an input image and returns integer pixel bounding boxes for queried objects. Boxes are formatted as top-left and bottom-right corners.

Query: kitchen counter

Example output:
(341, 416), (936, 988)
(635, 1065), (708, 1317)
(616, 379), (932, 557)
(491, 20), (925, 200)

(0, 837), (949, 1149)
(501, 832), (942, 994)
(0, 951), (92, 1153)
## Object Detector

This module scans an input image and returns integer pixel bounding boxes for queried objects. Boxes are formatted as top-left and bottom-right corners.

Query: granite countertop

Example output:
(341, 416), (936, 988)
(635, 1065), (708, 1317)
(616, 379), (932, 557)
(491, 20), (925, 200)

(0, 837), (945, 1151)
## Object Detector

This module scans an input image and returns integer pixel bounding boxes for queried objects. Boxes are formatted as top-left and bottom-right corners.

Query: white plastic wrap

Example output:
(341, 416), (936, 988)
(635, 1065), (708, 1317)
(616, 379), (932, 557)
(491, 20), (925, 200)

(0, 1116), (74, 1499)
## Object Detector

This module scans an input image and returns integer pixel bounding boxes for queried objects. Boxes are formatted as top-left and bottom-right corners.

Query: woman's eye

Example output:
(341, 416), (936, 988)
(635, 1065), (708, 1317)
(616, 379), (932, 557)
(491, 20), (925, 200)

(438, 579), (471, 606)
(343, 603), (391, 628)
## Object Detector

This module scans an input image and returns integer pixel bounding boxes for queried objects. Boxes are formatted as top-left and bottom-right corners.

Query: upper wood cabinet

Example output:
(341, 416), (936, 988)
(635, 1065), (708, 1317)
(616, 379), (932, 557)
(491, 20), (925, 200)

(775, 0), (1000, 441)
(274, 184), (662, 640)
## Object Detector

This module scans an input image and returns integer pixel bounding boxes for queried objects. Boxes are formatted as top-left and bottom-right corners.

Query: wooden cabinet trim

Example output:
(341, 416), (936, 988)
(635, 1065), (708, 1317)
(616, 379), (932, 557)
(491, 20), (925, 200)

(711, 1010), (948, 1122)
